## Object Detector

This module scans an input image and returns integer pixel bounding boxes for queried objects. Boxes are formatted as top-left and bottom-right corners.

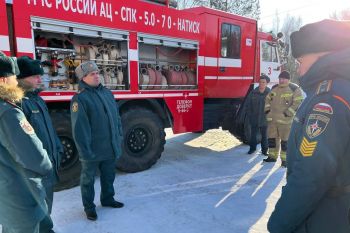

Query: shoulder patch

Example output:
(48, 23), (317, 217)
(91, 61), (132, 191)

(19, 119), (35, 135)
(306, 114), (330, 138)
(72, 102), (79, 112)
(300, 137), (318, 157)
(316, 80), (332, 95)
(313, 103), (333, 115)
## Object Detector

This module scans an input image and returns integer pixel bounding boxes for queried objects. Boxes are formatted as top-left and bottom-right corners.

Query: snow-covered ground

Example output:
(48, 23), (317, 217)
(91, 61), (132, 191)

(3, 129), (287, 233)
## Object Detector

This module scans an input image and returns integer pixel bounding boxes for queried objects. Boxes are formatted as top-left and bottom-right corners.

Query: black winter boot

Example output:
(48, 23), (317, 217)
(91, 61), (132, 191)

(102, 200), (124, 208)
(247, 148), (256, 154)
(263, 157), (277, 163)
(281, 161), (287, 168)
(85, 209), (98, 221)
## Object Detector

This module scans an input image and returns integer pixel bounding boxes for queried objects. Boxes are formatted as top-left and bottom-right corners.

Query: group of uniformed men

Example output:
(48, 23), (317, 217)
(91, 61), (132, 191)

(0, 18), (350, 233)
(0, 54), (123, 232)
(246, 70), (303, 168)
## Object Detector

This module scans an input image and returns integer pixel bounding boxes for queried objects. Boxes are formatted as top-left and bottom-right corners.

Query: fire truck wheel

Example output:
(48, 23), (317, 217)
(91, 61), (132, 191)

(51, 111), (81, 191)
(117, 108), (165, 172)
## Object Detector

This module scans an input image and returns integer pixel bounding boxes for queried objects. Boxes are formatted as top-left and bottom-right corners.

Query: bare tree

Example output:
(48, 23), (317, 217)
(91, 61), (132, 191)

(177, 0), (261, 20)
(330, 8), (350, 20)
(279, 15), (303, 83)
(272, 10), (280, 35)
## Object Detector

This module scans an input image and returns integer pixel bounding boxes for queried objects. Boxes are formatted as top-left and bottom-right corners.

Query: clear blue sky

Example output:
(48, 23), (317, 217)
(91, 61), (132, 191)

(260, 0), (350, 30)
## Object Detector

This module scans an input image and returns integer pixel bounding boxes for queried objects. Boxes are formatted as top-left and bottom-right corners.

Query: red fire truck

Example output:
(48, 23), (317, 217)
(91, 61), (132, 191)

(2, 0), (281, 189)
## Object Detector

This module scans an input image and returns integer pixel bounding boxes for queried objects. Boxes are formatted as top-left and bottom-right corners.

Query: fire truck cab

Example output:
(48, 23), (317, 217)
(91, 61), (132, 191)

(1, 0), (281, 189)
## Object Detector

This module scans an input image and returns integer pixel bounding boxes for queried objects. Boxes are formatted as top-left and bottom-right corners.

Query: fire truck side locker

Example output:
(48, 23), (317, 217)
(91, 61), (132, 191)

(9, 0), (204, 190)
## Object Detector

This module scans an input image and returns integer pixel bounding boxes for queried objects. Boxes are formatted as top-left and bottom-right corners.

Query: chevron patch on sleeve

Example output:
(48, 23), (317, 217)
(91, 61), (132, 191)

(300, 137), (318, 157)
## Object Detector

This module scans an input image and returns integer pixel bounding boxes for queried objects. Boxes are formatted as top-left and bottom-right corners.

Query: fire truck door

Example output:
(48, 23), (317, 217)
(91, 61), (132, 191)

(218, 21), (242, 78)
(208, 18), (254, 98)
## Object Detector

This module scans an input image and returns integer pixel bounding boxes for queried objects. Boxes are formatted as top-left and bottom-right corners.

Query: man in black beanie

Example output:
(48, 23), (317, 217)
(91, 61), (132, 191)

(264, 70), (303, 166)
(0, 52), (52, 233)
(268, 19), (350, 233)
(17, 56), (63, 233)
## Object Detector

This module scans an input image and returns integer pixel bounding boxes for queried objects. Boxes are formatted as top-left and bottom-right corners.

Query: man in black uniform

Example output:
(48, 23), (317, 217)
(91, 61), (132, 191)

(17, 56), (63, 233)
(245, 74), (270, 155)
(268, 19), (350, 233)
(71, 61), (124, 221)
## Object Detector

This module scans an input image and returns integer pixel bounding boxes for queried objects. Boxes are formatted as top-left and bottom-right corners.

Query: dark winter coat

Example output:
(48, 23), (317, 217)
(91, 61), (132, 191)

(268, 49), (350, 233)
(0, 87), (52, 227)
(21, 89), (63, 182)
(71, 81), (123, 162)
(245, 87), (270, 127)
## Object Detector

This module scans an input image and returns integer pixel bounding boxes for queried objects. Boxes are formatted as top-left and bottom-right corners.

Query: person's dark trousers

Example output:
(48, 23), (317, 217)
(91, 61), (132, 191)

(40, 170), (54, 233)
(249, 125), (268, 154)
(80, 159), (116, 212)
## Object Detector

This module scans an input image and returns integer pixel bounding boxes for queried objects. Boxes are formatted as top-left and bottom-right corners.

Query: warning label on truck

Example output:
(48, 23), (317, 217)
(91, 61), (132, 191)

(176, 99), (193, 113)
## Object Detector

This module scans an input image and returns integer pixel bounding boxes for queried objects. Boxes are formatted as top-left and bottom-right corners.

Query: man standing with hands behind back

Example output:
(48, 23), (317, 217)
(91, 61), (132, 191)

(71, 61), (124, 221)
(246, 74), (271, 155)
(17, 56), (63, 233)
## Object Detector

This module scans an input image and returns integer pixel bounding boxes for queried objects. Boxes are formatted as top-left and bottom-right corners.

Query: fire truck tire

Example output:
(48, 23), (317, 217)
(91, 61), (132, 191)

(51, 111), (81, 191)
(117, 108), (165, 172)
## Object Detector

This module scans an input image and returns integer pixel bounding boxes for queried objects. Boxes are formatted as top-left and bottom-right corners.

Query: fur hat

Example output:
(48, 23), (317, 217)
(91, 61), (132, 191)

(75, 61), (99, 79)
(0, 52), (19, 78)
(17, 56), (44, 79)
(290, 19), (350, 58)
(260, 74), (270, 83)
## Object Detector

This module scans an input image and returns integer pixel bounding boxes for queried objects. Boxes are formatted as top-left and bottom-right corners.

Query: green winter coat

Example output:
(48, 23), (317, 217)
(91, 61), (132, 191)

(268, 49), (350, 233)
(21, 89), (63, 182)
(0, 87), (52, 227)
(71, 81), (123, 162)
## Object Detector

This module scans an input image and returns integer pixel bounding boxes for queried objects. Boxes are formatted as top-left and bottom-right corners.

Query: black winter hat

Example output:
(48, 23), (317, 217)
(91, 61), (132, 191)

(0, 51), (19, 78)
(17, 56), (44, 79)
(279, 70), (290, 80)
(290, 19), (350, 58)
(260, 74), (270, 83)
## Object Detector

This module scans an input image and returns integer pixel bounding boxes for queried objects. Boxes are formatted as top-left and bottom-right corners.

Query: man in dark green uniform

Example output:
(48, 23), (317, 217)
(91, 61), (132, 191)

(268, 19), (350, 233)
(17, 56), (63, 233)
(0, 52), (52, 233)
(71, 61), (124, 221)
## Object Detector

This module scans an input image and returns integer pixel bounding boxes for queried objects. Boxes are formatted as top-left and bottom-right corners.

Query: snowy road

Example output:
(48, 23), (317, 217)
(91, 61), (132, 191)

(31, 129), (287, 232)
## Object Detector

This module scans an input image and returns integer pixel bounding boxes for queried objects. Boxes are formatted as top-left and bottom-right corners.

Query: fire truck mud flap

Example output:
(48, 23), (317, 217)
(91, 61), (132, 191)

(117, 108), (166, 172)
